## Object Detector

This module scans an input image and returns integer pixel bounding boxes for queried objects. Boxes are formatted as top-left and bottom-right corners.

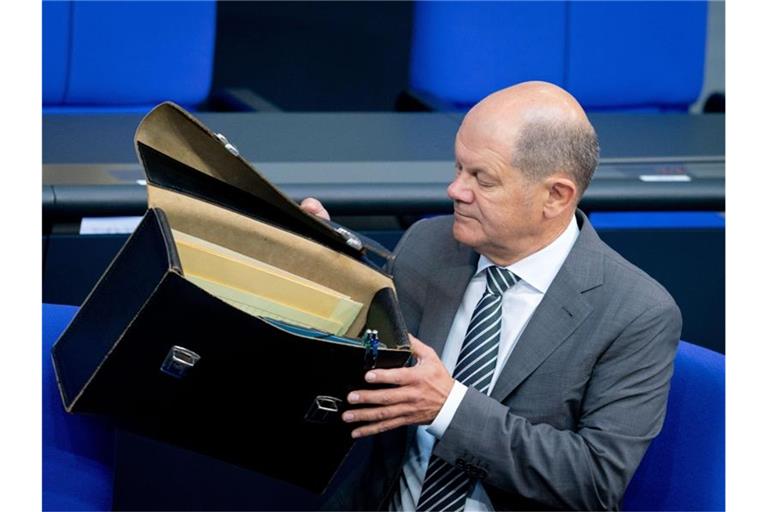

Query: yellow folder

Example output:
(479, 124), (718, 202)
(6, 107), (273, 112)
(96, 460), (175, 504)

(173, 229), (363, 335)
(184, 275), (347, 334)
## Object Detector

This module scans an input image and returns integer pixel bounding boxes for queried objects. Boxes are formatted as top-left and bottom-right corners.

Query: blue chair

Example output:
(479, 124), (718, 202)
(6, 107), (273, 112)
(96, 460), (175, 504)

(409, 1), (567, 109)
(42, 0), (216, 113)
(567, 1), (707, 111)
(622, 341), (725, 511)
(407, 1), (707, 112)
(43, 304), (114, 511)
(42, 0), (71, 106)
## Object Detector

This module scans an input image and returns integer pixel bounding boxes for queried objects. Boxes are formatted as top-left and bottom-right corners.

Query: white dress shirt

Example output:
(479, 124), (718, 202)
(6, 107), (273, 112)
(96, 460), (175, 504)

(392, 215), (580, 511)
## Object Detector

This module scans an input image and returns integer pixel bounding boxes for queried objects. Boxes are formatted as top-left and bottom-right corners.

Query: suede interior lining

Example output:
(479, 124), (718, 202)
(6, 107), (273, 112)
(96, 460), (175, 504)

(135, 103), (299, 213)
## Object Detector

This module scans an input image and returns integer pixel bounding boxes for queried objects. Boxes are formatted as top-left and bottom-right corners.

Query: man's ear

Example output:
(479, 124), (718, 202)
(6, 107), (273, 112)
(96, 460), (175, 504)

(542, 173), (578, 219)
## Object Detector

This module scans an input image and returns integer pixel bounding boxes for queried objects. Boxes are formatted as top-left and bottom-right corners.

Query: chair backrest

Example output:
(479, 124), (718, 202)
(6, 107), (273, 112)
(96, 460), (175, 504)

(42, 0), (216, 113)
(622, 341), (725, 511)
(409, 1), (707, 111)
(410, 2), (567, 108)
(43, 303), (114, 511)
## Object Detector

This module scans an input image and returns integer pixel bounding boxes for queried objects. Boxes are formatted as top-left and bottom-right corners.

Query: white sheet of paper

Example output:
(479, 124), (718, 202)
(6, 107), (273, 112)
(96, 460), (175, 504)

(79, 216), (143, 235)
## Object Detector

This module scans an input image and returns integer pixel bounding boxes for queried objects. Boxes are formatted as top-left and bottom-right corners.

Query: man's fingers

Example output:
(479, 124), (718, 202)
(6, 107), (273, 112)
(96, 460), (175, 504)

(342, 404), (410, 424)
(347, 387), (411, 406)
(361, 367), (410, 386)
(408, 334), (436, 360)
(299, 196), (322, 213)
(350, 417), (409, 439)
(299, 197), (330, 221)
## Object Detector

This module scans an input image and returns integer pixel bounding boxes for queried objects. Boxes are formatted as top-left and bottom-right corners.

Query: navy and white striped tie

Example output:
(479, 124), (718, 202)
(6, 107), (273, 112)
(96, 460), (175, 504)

(415, 265), (518, 512)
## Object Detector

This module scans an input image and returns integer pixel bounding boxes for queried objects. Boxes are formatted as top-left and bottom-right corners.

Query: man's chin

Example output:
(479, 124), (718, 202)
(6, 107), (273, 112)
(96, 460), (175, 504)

(452, 217), (477, 247)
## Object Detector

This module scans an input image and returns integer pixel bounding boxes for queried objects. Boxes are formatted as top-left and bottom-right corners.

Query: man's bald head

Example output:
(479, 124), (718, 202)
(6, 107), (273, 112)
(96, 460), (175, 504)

(460, 81), (599, 196)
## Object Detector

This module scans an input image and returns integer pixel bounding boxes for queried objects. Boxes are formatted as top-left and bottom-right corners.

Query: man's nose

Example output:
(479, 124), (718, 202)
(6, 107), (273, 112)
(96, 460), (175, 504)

(447, 175), (473, 203)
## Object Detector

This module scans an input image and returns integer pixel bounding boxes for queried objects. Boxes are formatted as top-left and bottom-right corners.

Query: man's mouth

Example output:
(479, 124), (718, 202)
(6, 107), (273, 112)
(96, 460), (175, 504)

(454, 210), (473, 220)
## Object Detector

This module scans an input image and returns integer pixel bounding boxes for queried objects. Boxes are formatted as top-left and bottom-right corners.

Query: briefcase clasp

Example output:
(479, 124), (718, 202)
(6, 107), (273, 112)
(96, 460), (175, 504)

(215, 132), (240, 157)
(334, 227), (363, 251)
(305, 395), (343, 424)
(160, 345), (201, 379)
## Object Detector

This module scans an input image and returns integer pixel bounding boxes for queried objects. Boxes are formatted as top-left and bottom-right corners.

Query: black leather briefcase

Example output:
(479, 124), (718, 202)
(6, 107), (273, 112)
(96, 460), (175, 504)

(51, 102), (412, 493)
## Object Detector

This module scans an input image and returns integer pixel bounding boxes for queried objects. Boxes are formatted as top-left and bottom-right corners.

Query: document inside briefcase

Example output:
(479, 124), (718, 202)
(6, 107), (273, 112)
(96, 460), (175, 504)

(51, 102), (412, 493)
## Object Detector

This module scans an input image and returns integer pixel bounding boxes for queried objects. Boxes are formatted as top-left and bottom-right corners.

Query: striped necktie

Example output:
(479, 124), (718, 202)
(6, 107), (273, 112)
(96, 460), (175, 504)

(415, 265), (518, 512)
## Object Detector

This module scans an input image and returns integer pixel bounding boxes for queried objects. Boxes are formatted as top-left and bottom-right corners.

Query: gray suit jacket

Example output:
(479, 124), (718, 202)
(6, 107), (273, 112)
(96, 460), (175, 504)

(324, 211), (682, 511)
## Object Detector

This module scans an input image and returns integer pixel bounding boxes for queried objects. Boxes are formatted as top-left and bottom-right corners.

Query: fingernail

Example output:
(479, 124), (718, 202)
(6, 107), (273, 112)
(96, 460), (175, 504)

(366, 372), (376, 382)
(351, 430), (361, 439)
(348, 392), (359, 403)
(342, 412), (354, 422)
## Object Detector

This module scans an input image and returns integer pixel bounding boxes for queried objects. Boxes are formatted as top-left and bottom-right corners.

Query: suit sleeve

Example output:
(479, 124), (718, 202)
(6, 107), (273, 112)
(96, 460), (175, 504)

(432, 300), (682, 510)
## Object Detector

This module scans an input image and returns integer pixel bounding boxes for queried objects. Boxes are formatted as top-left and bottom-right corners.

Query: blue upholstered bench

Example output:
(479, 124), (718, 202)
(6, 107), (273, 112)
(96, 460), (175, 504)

(43, 303), (114, 511)
(43, 0), (216, 113)
(408, 1), (707, 111)
(623, 341), (725, 510)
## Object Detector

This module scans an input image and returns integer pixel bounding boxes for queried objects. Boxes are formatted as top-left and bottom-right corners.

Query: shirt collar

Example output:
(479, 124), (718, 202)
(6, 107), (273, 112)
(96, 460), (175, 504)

(476, 215), (580, 294)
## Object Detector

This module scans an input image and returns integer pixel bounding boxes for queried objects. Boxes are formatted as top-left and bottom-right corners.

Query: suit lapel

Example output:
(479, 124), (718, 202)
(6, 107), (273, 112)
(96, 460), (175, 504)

(490, 270), (593, 402)
(413, 211), (605, 402)
(491, 212), (605, 402)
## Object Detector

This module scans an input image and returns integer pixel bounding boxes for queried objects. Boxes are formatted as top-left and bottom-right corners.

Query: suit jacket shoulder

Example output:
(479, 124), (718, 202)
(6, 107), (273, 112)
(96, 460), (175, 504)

(389, 215), (465, 270)
(573, 213), (681, 330)
(387, 215), (477, 336)
(391, 212), (681, 336)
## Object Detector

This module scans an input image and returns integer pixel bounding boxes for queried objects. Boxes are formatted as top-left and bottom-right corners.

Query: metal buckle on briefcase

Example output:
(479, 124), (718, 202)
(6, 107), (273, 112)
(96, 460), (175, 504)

(304, 395), (343, 424)
(215, 132), (240, 157)
(160, 345), (201, 379)
(334, 227), (363, 251)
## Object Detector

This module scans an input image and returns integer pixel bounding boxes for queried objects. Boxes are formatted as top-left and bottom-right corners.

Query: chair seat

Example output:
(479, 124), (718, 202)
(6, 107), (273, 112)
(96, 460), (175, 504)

(43, 303), (114, 511)
(622, 341), (725, 511)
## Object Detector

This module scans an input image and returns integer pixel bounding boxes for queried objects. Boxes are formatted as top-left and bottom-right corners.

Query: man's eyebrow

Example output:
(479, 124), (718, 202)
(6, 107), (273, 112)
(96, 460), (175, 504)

(456, 162), (481, 173)
(464, 165), (490, 175)
(455, 159), (495, 176)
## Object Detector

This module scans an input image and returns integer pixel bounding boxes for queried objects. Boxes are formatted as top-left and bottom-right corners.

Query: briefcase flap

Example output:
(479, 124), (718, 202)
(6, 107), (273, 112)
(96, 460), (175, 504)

(135, 102), (383, 263)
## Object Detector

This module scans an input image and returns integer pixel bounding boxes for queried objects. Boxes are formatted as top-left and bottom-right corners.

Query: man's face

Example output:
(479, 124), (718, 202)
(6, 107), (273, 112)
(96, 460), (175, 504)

(447, 122), (543, 262)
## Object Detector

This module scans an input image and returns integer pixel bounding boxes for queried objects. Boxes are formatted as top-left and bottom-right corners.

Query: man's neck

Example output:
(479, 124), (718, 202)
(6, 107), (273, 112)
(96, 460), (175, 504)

(484, 215), (575, 267)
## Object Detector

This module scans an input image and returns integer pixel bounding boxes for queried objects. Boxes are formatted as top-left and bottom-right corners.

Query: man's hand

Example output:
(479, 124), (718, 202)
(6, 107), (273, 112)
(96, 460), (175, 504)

(300, 197), (331, 221)
(342, 335), (454, 438)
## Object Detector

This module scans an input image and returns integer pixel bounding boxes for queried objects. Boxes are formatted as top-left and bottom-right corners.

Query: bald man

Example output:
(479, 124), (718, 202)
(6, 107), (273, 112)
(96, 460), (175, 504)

(303, 82), (681, 511)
